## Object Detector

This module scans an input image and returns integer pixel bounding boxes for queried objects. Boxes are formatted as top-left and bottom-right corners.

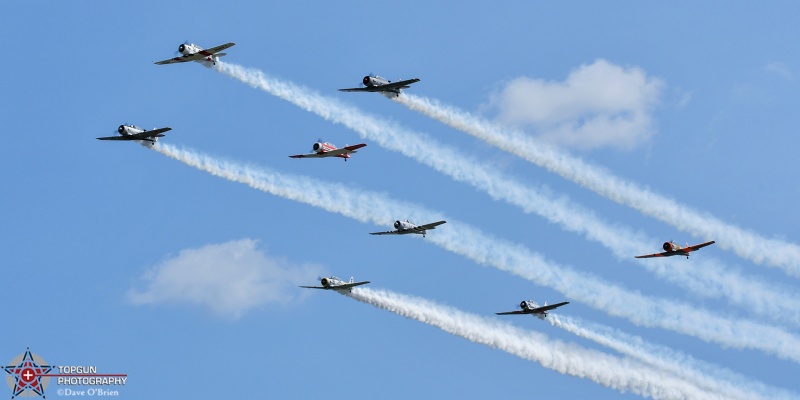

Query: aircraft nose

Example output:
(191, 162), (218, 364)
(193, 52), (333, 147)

(178, 44), (186, 53)
(312, 142), (321, 151)
(363, 76), (371, 86)
(520, 301), (528, 309)
(118, 125), (125, 134)
(321, 278), (329, 287)
(394, 220), (401, 228)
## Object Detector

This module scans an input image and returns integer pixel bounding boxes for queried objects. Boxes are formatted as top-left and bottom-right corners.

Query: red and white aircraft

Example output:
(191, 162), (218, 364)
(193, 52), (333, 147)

(635, 240), (715, 259)
(339, 74), (420, 98)
(154, 42), (235, 66)
(289, 141), (367, 161)
(495, 300), (570, 320)
(300, 276), (370, 293)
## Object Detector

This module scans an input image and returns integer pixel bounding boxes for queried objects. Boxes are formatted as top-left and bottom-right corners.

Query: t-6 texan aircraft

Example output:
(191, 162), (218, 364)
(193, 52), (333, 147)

(97, 125), (172, 148)
(634, 240), (715, 259)
(495, 300), (570, 320)
(370, 220), (446, 238)
(154, 42), (235, 66)
(338, 75), (420, 98)
(289, 141), (367, 161)
(300, 276), (370, 293)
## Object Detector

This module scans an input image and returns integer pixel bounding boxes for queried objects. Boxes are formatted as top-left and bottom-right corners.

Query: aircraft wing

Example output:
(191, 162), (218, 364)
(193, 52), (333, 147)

(199, 42), (235, 56)
(369, 230), (401, 235)
(289, 153), (327, 159)
(495, 310), (527, 315)
(687, 240), (716, 252)
(97, 136), (139, 141)
(321, 143), (367, 157)
(634, 251), (669, 259)
(526, 301), (569, 313)
(338, 87), (374, 93)
(374, 78), (420, 91)
(154, 56), (193, 65)
(416, 220), (446, 231)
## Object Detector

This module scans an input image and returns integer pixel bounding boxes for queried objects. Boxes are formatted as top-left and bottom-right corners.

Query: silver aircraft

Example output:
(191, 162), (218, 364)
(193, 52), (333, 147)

(369, 220), (446, 238)
(154, 42), (235, 66)
(495, 300), (570, 320)
(97, 124), (172, 148)
(300, 276), (370, 293)
(338, 75), (420, 98)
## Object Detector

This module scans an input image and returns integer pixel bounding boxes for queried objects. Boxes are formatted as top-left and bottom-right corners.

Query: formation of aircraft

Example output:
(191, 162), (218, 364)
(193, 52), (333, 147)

(634, 240), (716, 259)
(339, 75), (421, 98)
(300, 276), (370, 293)
(370, 220), (447, 238)
(154, 42), (235, 66)
(289, 141), (367, 161)
(97, 125), (172, 148)
(106, 40), (725, 321)
(495, 300), (570, 320)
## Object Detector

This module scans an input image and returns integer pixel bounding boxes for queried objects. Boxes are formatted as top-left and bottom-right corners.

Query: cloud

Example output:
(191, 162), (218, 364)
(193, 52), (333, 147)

(128, 239), (324, 318)
(487, 59), (664, 151)
(764, 62), (794, 81)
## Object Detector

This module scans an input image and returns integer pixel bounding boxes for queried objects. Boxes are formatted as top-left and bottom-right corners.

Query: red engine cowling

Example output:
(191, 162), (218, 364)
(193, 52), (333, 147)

(662, 242), (674, 252)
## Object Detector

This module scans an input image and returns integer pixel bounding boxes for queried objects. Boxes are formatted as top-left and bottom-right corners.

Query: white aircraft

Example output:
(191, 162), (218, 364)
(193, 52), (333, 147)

(300, 276), (370, 293)
(97, 125), (172, 148)
(338, 75), (420, 98)
(495, 300), (569, 320)
(154, 42), (235, 66)
(289, 141), (367, 161)
(370, 220), (446, 238)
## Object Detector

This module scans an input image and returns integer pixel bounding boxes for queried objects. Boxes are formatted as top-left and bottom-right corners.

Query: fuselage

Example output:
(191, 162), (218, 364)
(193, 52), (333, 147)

(313, 141), (351, 159)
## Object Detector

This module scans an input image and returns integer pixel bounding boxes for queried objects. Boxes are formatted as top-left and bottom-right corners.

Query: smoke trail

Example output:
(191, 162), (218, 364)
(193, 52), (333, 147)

(547, 314), (796, 400)
(211, 62), (800, 325)
(346, 287), (727, 400)
(395, 94), (800, 276)
(150, 143), (800, 363)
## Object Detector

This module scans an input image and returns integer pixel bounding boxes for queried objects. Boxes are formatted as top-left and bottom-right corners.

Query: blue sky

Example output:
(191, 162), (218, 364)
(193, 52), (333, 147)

(2, 1), (800, 398)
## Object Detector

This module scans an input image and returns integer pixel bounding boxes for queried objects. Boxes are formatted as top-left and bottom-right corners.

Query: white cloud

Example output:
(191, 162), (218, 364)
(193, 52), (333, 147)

(128, 239), (324, 319)
(764, 62), (794, 81)
(487, 59), (664, 151)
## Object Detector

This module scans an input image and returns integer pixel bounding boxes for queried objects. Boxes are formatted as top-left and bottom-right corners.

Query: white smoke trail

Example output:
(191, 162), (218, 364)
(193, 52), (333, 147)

(150, 143), (800, 363)
(547, 314), (796, 400)
(396, 94), (800, 276)
(346, 287), (728, 400)
(211, 61), (800, 326)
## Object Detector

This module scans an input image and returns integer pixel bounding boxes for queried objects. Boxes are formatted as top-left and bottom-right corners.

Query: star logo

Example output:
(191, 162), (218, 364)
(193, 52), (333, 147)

(4, 349), (52, 399)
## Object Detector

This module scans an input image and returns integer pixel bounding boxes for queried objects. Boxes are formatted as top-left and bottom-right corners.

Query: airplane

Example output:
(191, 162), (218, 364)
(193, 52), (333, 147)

(154, 42), (235, 66)
(634, 240), (716, 259)
(299, 276), (370, 293)
(338, 75), (420, 98)
(289, 141), (367, 161)
(369, 220), (446, 238)
(97, 124), (172, 148)
(495, 300), (569, 320)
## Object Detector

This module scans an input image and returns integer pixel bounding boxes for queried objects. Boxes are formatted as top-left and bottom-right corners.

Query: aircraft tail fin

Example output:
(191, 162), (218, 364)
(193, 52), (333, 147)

(349, 276), (354, 283)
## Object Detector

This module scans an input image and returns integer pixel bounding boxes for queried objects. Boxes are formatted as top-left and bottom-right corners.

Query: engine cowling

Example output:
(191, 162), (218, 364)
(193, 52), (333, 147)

(321, 278), (330, 287)
(394, 220), (401, 229)
(362, 76), (372, 86)
(312, 142), (322, 152)
(118, 125), (126, 135)
(520, 301), (529, 310)
(663, 242), (674, 252)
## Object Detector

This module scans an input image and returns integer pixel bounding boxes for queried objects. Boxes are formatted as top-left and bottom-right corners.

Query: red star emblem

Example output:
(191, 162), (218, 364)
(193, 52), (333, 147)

(4, 348), (52, 399)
